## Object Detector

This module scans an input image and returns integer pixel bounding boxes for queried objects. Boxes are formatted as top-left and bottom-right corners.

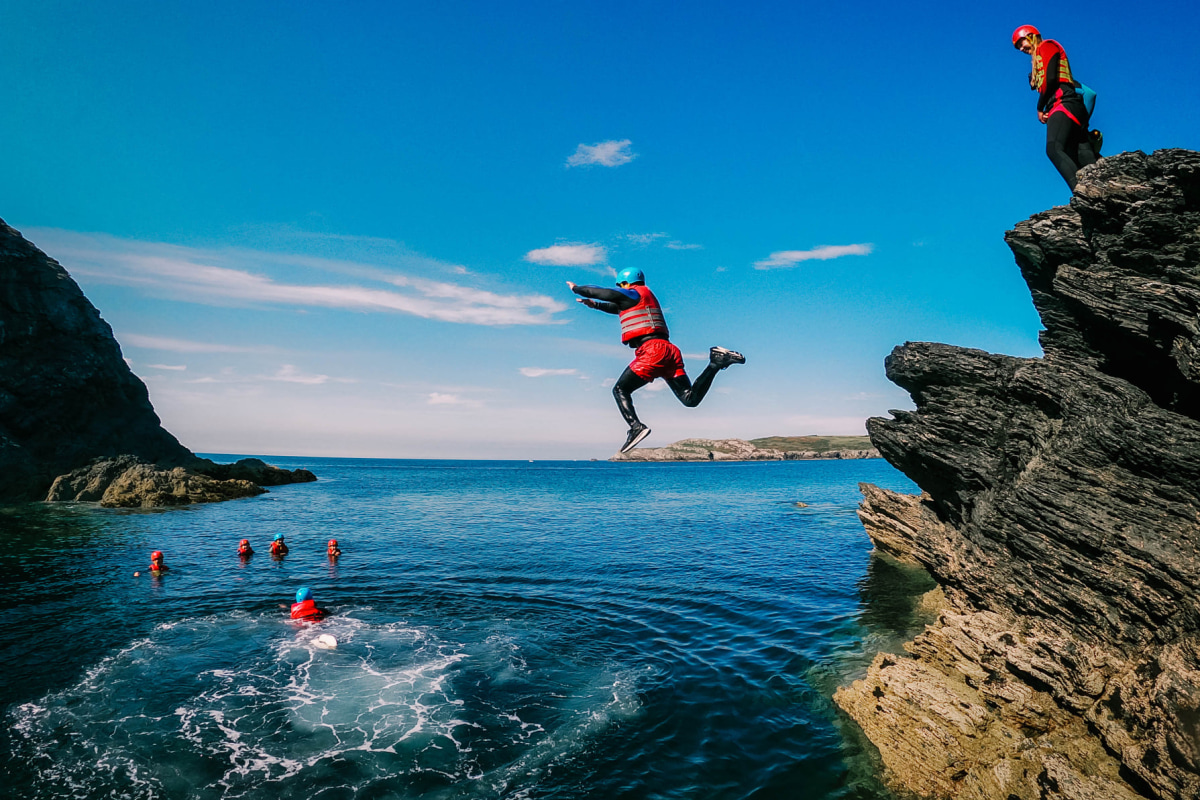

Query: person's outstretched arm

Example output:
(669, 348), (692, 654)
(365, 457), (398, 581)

(567, 282), (639, 315)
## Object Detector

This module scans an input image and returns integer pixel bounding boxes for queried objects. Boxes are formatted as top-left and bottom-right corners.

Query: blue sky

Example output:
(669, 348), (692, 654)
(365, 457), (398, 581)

(3, 1), (1198, 459)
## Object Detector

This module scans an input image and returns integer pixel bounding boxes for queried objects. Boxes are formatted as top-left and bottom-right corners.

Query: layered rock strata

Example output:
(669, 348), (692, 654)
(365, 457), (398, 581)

(0, 218), (317, 504)
(611, 436), (878, 462)
(835, 150), (1200, 800)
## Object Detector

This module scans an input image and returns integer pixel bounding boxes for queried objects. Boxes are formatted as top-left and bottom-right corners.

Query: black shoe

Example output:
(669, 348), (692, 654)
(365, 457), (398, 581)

(710, 346), (746, 369)
(620, 424), (651, 453)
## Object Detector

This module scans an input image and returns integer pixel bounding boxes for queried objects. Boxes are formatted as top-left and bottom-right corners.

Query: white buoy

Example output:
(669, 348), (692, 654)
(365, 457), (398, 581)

(314, 634), (338, 650)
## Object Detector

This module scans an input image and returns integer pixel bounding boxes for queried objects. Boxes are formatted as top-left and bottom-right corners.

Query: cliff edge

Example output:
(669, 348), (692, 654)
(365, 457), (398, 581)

(0, 219), (315, 504)
(835, 150), (1200, 800)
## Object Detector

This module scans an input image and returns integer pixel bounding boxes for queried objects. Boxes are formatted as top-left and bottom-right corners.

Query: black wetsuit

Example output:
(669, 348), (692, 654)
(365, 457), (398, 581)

(572, 283), (721, 429)
(1037, 49), (1096, 190)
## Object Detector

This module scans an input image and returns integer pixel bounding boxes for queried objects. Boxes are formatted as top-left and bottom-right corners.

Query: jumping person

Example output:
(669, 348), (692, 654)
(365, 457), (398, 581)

(568, 268), (745, 453)
(1013, 24), (1096, 190)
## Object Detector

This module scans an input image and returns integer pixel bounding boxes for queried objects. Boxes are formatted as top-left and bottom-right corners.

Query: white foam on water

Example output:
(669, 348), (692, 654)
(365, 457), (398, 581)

(9, 611), (646, 799)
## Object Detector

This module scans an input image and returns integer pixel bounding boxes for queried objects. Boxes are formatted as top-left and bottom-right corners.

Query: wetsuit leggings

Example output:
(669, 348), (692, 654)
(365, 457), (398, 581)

(612, 364), (721, 428)
(1046, 112), (1097, 190)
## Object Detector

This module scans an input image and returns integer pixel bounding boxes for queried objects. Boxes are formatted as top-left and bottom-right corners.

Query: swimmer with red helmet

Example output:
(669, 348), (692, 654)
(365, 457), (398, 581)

(327, 539), (341, 559)
(147, 550), (169, 576)
(237, 539), (254, 558)
(269, 533), (288, 556)
(1012, 24), (1097, 190)
(290, 587), (328, 621)
(569, 268), (745, 453)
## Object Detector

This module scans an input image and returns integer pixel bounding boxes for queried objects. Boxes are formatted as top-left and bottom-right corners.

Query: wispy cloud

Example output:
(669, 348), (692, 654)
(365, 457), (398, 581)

(624, 233), (667, 247)
(666, 241), (702, 251)
(566, 139), (636, 168)
(121, 334), (277, 354)
(524, 243), (607, 266)
(427, 392), (482, 407)
(269, 365), (329, 385)
(519, 367), (579, 377)
(753, 243), (874, 270)
(146, 364), (187, 371)
(32, 229), (567, 326)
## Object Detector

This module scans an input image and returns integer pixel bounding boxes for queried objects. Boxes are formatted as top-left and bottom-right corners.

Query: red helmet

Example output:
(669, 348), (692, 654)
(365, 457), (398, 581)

(239, 539), (250, 547)
(328, 539), (338, 547)
(1012, 25), (1040, 48)
(151, 550), (163, 560)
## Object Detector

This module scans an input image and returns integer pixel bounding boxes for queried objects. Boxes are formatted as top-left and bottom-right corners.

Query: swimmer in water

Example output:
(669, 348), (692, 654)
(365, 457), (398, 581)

(270, 533), (288, 556)
(327, 539), (341, 559)
(290, 586), (328, 620)
(237, 538), (254, 558)
(148, 550), (169, 576)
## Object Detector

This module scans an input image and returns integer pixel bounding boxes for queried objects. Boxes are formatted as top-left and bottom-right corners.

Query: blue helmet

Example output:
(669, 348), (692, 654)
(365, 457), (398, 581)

(273, 533), (284, 541)
(296, 586), (313, 603)
(615, 267), (645, 286)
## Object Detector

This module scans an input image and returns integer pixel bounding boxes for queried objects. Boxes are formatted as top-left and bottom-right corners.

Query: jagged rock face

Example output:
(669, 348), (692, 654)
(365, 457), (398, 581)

(0, 218), (193, 500)
(838, 151), (1200, 800)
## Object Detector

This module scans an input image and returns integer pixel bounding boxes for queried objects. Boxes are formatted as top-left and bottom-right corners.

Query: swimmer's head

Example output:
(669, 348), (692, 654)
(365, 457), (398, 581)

(240, 539), (250, 547)
(328, 539), (338, 549)
(151, 550), (163, 562)
(296, 587), (313, 603)
(273, 533), (284, 541)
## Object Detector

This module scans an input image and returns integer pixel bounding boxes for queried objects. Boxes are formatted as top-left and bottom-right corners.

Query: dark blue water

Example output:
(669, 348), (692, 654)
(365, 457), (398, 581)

(0, 457), (931, 800)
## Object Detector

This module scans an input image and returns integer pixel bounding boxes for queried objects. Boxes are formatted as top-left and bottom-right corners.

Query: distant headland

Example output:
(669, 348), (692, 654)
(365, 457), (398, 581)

(611, 435), (878, 462)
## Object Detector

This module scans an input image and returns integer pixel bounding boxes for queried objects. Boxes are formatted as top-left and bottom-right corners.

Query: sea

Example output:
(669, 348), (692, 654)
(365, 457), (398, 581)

(0, 456), (933, 800)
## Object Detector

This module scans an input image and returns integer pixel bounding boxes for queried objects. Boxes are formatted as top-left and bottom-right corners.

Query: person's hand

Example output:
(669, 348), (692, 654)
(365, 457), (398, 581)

(1038, 111), (1048, 124)
(576, 298), (596, 308)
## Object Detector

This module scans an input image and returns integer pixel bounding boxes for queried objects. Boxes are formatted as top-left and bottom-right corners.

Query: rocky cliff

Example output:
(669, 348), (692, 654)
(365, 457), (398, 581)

(0, 218), (315, 504)
(835, 150), (1200, 800)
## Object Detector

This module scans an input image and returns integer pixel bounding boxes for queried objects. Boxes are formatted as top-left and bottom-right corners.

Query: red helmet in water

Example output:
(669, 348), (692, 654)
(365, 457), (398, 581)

(1012, 25), (1040, 49)
(151, 550), (163, 560)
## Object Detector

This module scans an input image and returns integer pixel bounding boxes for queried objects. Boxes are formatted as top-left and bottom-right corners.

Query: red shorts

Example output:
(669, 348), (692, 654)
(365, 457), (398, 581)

(629, 338), (686, 381)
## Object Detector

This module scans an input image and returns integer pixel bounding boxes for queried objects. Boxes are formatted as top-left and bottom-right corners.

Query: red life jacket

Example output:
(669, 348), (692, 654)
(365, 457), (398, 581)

(618, 285), (669, 343)
(1032, 39), (1082, 124)
(291, 599), (326, 620)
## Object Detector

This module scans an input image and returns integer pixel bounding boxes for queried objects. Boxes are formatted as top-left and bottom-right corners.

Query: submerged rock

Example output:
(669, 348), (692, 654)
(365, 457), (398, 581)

(836, 150), (1200, 800)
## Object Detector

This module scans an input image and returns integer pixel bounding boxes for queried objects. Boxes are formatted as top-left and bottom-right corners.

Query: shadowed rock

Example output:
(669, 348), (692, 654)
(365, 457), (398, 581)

(836, 150), (1200, 800)
(0, 219), (318, 505)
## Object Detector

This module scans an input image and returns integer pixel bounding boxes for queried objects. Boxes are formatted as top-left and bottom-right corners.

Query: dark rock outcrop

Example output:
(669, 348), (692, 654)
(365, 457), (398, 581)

(47, 456), (266, 507)
(0, 218), (317, 504)
(0, 218), (195, 500)
(836, 150), (1200, 800)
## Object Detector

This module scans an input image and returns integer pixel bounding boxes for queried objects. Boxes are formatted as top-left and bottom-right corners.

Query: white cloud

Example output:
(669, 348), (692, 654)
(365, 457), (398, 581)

(666, 241), (703, 251)
(147, 364), (187, 371)
(427, 392), (481, 407)
(624, 233), (667, 247)
(270, 365), (330, 385)
(519, 367), (579, 377)
(120, 334), (276, 354)
(524, 243), (607, 266)
(753, 243), (874, 270)
(566, 139), (636, 168)
(32, 229), (567, 326)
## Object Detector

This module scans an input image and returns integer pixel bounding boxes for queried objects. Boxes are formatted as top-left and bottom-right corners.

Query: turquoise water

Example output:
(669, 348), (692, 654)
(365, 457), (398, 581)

(0, 457), (930, 799)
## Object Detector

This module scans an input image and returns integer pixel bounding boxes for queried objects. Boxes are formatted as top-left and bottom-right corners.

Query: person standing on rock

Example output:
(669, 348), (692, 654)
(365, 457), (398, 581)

(1013, 24), (1097, 191)
(568, 268), (745, 453)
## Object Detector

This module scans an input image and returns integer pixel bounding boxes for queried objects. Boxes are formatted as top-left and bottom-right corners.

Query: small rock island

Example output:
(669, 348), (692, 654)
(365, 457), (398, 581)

(0, 218), (315, 507)
(837, 150), (1200, 800)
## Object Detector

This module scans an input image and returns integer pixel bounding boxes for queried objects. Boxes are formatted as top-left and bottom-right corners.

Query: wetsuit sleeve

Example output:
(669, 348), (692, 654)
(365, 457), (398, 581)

(1038, 52), (1061, 113)
(572, 285), (640, 313)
